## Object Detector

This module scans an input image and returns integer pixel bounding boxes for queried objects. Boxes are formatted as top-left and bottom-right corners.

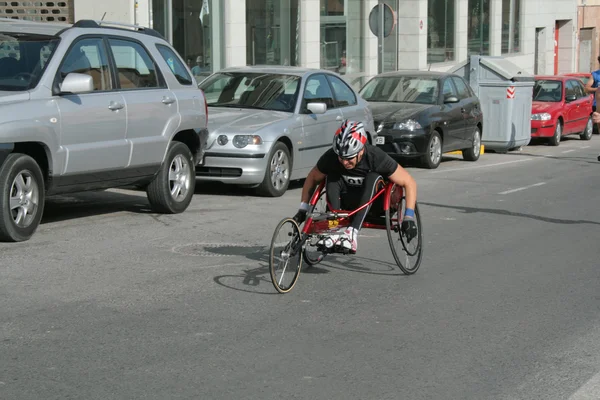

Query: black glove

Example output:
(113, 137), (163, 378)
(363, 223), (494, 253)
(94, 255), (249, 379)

(293, 209), (307, 225)
(401, 208), (417, 242)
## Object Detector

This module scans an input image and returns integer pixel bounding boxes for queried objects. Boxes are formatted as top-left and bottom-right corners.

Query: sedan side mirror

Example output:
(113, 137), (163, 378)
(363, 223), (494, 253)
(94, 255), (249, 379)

(306, 102), (327, 114)
(59, 72), (94, 94)
(565, 94), (577, 102)
(444, 95), (459, 104)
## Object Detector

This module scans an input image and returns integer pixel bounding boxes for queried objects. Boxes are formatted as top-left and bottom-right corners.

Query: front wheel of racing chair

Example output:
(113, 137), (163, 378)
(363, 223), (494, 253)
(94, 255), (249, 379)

(385, 183), (423, 275)
(302, 188), (329, 266)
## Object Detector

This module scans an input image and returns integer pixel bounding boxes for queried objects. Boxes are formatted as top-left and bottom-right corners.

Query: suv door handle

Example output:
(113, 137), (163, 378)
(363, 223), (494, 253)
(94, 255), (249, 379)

(108, 101), (124, 111)
(162, 96), (176, 105)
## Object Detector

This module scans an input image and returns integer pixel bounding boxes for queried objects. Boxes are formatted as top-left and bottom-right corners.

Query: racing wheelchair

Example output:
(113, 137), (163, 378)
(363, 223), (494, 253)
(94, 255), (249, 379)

(268, 179), (423, 294)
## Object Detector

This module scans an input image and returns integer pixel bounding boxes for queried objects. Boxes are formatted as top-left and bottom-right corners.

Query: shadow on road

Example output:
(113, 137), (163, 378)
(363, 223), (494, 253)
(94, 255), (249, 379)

(421, 201), (600, 226)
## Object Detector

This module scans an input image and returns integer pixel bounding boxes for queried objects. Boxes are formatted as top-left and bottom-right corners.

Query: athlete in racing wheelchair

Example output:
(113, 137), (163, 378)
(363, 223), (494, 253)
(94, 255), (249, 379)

(293, 119), (418, 254)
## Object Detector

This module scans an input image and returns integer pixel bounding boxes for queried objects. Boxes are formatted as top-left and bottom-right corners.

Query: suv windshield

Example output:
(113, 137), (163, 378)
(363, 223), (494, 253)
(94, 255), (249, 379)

(199, 72), (301, 112)
(360, 76), (440, 105)
(533, 80), (562, 102)
(0, 32), (59, 91)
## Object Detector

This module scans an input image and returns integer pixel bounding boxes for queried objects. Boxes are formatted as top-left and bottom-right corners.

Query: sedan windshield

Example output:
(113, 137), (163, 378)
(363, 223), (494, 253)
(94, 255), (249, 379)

(199, 72), (301, 112)
(360, 76), (440, 105)
(0, 32), (60, 91)
(533, 80), (562, 102)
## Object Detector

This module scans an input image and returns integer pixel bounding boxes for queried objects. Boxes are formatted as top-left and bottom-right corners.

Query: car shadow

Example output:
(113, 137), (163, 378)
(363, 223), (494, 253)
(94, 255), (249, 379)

(420, 201), (600, 226)
(41, 190), (154, 224)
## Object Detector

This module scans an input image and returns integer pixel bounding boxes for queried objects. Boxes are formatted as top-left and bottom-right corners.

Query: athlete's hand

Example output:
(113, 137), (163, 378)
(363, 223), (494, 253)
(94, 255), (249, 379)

(401, 208), (417, 242)
(293, 209), (307, 225)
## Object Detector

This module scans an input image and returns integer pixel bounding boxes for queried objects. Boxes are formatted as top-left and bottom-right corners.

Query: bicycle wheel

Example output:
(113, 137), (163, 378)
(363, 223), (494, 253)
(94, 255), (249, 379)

(269, 217), (304, 293)
(385, 185), (423, 275)
(303, 189), (328, 266)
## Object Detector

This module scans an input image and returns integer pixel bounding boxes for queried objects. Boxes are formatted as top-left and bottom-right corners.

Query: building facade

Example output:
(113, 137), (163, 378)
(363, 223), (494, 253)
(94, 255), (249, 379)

(1, 1), (578, 87)
(576, 0), (600, 74)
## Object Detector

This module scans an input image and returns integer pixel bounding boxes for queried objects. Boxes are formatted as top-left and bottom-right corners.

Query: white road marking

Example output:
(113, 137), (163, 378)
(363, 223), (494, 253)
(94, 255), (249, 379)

(580, 146), (591, 149)
(430, 158), (533, 174)
(568, 370), (600, 400)
(499, 182), (546, 195)
(562, 150), (576, 153)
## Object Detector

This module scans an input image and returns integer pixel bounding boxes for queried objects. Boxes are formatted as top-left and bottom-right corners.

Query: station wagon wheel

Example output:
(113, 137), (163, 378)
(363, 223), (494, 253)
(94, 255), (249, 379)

(462, 126), (481, 161)
(549, 120), (562, 146)
(422, 131), (442, 169)
(580, 116), (593, 141)
(146, 141), (196, 214)
(0, 153), (45, 242)
(257, 142), (291, 197)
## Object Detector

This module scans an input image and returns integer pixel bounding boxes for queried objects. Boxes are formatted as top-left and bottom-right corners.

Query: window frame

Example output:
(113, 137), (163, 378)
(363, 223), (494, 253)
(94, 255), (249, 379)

(426, 0), (456, 64)
(325, 73), (357, 108)
(105, 36), (167, 91)
(52, 35), (116, 95)
(501, 0), (521, 55)
(301, 73), (339, 112)
(155, 43), (193, 86)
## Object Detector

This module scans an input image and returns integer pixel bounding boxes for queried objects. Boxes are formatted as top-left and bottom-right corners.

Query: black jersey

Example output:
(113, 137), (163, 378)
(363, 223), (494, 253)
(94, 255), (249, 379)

(316, 144), (398, 188)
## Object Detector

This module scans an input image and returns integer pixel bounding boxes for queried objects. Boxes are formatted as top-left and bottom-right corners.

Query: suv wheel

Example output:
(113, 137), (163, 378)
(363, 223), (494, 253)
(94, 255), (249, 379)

(0, 154), (45, 242)
(146, 142), (195, 213)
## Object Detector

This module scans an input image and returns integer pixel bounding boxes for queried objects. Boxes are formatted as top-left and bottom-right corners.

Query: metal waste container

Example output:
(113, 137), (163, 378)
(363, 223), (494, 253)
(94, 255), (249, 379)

(450, 55), (535, 152)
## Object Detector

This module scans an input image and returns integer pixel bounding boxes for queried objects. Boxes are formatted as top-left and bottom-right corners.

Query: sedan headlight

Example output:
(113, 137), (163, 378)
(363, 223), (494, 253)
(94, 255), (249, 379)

(232, 135), (263, 148)
(531, 113), (551, 121)
(394, 119), (423, 131)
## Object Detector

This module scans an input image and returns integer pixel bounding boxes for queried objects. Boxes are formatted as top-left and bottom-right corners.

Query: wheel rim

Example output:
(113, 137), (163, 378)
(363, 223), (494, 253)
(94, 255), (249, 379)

(9, 170), (39, 229)
(429, 135), (441, 165)
(586, 118), (593, 137)
(169, 154), (191, 202)
(473, 129), (481, 155)
(555, 123), (562, 141)
(269, 218), (303, 293)
(270, 149), (290, 191)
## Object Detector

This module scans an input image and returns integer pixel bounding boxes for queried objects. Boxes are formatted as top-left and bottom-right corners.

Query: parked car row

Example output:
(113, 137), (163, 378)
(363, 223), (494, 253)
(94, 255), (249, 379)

(1, 18), (597, 243)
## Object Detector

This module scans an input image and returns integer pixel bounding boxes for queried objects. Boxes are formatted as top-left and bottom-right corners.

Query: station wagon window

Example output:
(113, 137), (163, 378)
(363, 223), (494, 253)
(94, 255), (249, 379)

(199, 72), (301, 112)
(327, 75), (357, 107)
(533, 80), (562, 102)
(303, 74), (336, 110)
(59, 38), (113, 91)
(156, 44), (193, 86)
(108, 38), (160, 89)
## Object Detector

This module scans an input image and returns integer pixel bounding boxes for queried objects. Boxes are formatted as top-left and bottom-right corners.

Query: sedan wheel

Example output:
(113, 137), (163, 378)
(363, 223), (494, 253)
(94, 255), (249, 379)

(549, 120), (562, 146)
(257, 142), (291, 197)
(580, 117), (593, 141)
(422, 131), (442, 169)
(462, 126), (481, 162)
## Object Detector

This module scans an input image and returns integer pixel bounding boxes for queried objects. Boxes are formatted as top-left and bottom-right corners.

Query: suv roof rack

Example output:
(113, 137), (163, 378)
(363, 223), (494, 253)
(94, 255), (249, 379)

(72, 19), (164, 39)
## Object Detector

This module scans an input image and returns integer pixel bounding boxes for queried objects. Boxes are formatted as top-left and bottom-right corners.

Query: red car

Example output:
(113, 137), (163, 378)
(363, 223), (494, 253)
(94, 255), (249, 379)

(531, 75), (594, 146)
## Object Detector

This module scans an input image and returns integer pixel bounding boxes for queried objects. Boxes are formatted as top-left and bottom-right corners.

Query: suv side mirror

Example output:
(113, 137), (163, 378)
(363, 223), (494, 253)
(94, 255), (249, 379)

(444, 95), (459, 104)
(306, 102), (327, 114)
(59, 73), (94, 94)
(565, 94), (577, 102)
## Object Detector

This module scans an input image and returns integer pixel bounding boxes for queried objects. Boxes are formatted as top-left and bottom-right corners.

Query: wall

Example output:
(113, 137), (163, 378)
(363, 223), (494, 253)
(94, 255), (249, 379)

(73, 0), (137, 25)
(577, 4), (600, 73)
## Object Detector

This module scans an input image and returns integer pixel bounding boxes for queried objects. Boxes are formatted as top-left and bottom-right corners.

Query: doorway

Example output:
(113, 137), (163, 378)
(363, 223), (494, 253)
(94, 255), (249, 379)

(579, 28), (593, 73)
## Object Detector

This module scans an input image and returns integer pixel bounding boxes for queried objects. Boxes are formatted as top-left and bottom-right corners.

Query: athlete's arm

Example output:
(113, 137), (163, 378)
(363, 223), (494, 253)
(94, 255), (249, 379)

(301, 166), (326, 204)
(388, 164), (417, 211)
(586, 75), (596, 93)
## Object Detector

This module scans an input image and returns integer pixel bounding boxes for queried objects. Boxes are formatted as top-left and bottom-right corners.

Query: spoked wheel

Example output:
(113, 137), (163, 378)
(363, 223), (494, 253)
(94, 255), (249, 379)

(303, 189), (328, 266)
(385, 184), (423, 275)
(269, 217), (304, 293)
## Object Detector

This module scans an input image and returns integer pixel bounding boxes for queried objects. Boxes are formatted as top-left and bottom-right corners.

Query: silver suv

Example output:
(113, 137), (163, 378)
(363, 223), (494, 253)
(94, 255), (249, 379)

(0, 18), (208, 242)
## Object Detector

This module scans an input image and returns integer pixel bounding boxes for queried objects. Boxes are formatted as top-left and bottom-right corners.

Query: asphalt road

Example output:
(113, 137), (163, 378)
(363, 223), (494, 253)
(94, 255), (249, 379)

(2, 137), (600, 400)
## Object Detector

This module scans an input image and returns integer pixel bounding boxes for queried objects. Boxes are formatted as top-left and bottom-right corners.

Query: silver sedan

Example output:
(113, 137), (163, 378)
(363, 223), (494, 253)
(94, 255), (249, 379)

(197, 66), (376, 197)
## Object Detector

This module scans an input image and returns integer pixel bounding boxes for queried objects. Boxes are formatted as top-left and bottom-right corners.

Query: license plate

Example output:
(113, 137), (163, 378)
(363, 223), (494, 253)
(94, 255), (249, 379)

(375, 136), (385, 145)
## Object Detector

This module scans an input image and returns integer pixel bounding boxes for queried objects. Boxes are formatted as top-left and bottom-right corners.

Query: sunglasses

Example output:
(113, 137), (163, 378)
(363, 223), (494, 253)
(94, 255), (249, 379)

(338, 155), (358, 163)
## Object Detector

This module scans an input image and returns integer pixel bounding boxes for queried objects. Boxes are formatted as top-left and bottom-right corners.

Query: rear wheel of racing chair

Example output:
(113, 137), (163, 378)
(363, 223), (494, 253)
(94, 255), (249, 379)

(303, 189), (328, 266)
(385, 184), (423, 275)
(269, 217), (304, 293)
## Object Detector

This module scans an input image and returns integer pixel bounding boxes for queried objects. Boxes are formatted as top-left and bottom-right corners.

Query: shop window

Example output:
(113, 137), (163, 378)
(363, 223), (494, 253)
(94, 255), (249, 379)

(427, 0), (455, 64)
(246, 0), (300, 66)
(501, 0), (520, 54)
(172, 0), (213, 75)
(467, 0), (490, 56)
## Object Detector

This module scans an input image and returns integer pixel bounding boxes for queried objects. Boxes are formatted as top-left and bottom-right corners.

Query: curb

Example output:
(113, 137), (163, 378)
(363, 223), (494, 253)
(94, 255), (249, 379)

(445, 144), (485, 156)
